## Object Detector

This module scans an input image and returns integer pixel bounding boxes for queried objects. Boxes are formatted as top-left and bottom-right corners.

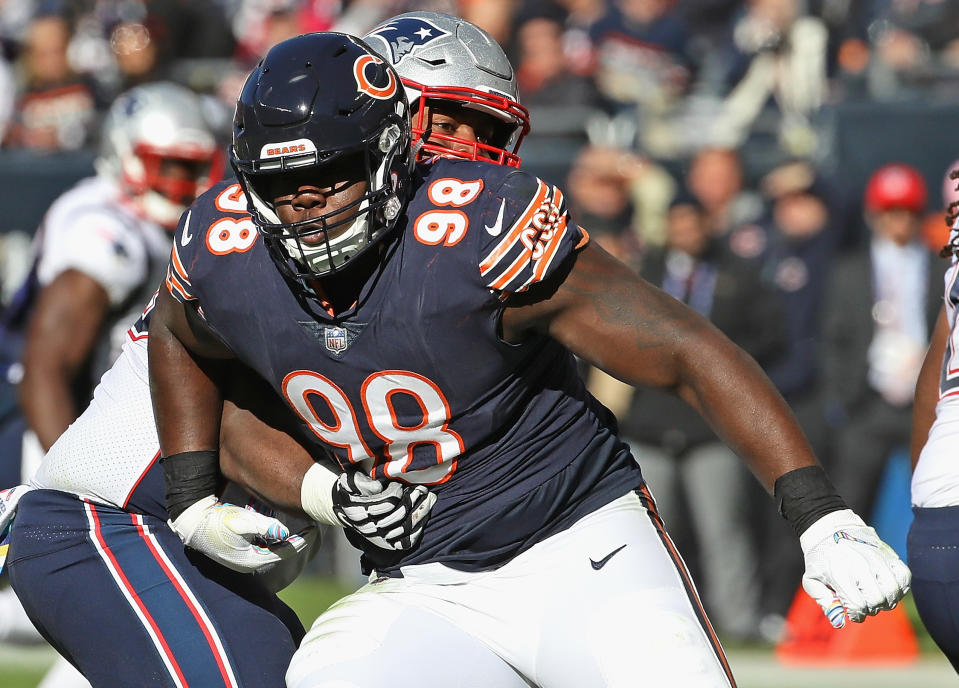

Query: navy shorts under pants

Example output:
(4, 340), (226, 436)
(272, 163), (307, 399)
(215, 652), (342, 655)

(907, 504), (959, 673)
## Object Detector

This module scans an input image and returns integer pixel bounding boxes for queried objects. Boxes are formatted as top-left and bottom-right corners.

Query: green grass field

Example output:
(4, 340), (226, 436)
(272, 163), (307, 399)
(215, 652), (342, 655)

(1, 577), (954, 687)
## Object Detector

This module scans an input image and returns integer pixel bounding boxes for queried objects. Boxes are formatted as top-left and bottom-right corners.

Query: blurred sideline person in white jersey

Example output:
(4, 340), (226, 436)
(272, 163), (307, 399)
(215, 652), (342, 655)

(16, 81), (223, 468)
(910, 178), (959, 671)
(0, 81), (221, 688)
(0, 80), (428, 687)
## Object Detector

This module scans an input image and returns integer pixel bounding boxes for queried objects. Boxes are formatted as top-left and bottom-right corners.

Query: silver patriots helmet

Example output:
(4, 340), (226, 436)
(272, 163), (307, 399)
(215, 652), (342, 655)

(97, 81), (223, 229)
(364, 11), (530, 167)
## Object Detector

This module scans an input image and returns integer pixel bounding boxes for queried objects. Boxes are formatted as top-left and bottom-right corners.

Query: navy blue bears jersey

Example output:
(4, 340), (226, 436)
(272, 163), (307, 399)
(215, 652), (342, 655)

(165, 158), (643, 575)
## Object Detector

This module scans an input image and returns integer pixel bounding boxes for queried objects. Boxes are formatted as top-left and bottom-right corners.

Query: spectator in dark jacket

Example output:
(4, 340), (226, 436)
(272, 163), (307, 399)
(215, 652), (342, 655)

(822, 163), (947, 521)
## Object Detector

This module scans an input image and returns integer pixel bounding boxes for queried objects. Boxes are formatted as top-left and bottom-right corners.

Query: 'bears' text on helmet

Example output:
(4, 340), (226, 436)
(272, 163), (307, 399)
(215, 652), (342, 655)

(97, 81), (223, 228)
(231, 32), (412, 282)
(364, 11), (529, 167)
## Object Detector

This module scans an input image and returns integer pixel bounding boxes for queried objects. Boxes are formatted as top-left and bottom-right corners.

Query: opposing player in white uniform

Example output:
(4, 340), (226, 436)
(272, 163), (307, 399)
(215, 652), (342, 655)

(2, 294), (435, 686)
(0, 82), (223, 688)
(16, 82), (222, 468)
(910, 206), (959, 672)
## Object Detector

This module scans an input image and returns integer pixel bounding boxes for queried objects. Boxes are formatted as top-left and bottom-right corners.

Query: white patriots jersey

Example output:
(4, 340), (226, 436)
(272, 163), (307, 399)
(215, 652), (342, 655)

(29, 335), (160, 509)
(30, 316), (316, 541)
(912, 219), (959, 506)
(33, 175), (171, 378)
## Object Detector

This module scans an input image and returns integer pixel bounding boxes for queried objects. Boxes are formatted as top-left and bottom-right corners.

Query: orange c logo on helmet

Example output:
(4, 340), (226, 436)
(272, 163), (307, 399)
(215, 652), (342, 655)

(353, 54), (397, 100)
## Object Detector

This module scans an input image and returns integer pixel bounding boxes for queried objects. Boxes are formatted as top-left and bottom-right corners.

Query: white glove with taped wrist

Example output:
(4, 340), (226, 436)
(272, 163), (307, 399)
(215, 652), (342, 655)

(169, 495), (309, 574)
(800, 509), (911, 628)
(301, 464), (437, 551)
(0, 485), (33, 538)
(0, 485), (33, 572)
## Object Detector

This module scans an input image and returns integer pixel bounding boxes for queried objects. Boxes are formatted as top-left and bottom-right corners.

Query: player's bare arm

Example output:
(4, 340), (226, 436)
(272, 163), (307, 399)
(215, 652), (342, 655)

(20, 269), (109, 450)
(502, 242), (816, 492)
(148, 289), (314, 572)
(152, 278), (436, 554)
(149, 286), (233, 459)
(149, 286), (317, 513)
(219, 366), (320, 516)
(912, 305), (948, 470)
(504, 241), (909, 626)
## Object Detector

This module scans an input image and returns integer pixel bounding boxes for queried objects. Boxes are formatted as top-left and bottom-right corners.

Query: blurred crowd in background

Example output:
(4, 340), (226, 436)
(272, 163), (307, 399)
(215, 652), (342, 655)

(3, 0), (959, 165)
(0, 0), (958, 648)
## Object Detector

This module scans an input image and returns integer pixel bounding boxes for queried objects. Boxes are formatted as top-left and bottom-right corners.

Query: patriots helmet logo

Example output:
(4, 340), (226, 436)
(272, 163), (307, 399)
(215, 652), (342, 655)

(119, 90), (143, 117)
(366, 16), (450, 64)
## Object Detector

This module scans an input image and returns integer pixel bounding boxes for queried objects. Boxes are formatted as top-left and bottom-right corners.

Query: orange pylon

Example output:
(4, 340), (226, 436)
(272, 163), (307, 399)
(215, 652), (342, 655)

(775, 587), (919, 666)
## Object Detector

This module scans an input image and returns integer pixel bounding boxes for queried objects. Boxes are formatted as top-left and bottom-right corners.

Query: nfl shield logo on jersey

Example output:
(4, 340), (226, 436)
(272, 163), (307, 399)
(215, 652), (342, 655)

(298, 320), (364, 357)
(325, 326), (348, 354)
(365, 16), (449, 64)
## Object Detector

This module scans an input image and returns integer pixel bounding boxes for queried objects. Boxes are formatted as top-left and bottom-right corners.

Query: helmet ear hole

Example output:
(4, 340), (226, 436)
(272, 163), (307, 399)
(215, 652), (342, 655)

(488, 120), (516, 150)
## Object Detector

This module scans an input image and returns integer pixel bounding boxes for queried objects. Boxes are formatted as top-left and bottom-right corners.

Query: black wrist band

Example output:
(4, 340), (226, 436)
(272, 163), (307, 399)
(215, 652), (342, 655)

(774, 465), (847, 537)
(161, 450), (220, 521)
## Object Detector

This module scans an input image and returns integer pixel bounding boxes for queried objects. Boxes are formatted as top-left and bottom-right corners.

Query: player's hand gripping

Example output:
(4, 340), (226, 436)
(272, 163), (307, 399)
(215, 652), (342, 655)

(0, 485), (33, 538)
(300, 463), (437, 550)
(169, 495), (309, 574)
(330, 472), (437, 551)
(800, 509), (911, 628)
(0, 485), (34, 571)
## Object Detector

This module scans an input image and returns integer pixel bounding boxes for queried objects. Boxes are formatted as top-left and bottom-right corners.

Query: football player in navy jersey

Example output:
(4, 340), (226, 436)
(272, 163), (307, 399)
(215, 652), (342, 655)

(150, 32), (910, 687)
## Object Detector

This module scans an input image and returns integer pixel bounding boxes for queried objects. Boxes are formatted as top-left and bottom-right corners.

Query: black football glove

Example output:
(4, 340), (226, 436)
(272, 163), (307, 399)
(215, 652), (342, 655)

(332, 472), (437, 551)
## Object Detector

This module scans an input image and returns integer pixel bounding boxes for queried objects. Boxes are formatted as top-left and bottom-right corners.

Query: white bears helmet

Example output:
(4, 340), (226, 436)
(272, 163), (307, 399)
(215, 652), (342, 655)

(364, 11), (530, 167)
(96, 81), (224, 229)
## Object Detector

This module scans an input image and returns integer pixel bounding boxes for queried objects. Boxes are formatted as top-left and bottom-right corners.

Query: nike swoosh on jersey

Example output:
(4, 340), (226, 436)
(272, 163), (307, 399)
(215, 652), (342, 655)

(590, 544), (627, 570)
(181, 210), (193, 246)
(484, 199), (506, 236)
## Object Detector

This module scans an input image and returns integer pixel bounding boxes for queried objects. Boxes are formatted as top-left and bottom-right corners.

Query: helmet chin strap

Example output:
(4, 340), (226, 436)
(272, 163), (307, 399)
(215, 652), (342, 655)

(284, 202), (371, 275)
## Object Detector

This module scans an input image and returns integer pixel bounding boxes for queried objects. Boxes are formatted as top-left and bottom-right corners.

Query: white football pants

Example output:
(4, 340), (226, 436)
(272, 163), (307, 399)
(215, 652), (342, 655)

(287, 489), (736, 688)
